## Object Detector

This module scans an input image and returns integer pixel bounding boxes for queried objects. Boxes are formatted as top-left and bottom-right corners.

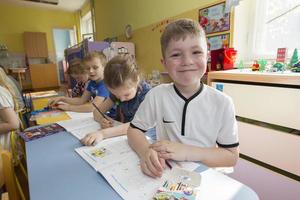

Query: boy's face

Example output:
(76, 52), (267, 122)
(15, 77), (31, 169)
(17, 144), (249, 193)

(161, 34), (207, 89)
(85, 57), (104, 82)
(108, 83), (138, 102)
(71, 73), (89, 83)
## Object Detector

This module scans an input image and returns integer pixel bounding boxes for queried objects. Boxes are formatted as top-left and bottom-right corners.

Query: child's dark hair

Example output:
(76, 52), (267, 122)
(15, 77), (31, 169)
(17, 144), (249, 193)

(104, 55), (139, 89)
(160, 18), (206, 58)
(83, 51), (107, 67)
(67, 63), (87, 75)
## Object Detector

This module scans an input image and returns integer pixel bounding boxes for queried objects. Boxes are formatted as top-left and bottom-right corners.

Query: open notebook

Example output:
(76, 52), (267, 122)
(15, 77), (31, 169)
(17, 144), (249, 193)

(75, 136), (201, 200)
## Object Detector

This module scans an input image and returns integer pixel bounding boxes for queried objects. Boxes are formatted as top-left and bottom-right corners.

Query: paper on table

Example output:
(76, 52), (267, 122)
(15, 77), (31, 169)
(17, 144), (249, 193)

(169, 161), (201, 172)
(57, 117), (100, 140)
(65, 111), (94, 119)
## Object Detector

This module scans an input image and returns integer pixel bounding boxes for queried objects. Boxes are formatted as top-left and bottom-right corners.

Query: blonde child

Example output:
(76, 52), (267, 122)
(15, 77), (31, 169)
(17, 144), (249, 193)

(81, 55), (151, 146)
(127, 19), (239, 178)
(67, 62), (89, 97)
(0, 68), (19, 192)
(0, 66), (24, 109)
(49, 52), (110, 112)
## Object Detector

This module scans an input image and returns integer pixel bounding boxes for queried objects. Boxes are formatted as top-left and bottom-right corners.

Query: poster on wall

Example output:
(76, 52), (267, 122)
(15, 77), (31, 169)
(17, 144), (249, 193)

(207, 33), (230, 51)
(199, 2), (230, 34)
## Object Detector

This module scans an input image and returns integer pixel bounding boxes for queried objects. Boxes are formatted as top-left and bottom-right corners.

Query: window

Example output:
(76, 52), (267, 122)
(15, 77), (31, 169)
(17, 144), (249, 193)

(234, 0), (300, 61)
(81, 11), (93, 41)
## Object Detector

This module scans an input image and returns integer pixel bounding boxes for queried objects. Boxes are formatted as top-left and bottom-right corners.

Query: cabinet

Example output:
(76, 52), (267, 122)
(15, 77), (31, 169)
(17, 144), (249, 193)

(29, 63), (59, 89)
(23, 32), (48, 58)
(208, 69), (300, 176)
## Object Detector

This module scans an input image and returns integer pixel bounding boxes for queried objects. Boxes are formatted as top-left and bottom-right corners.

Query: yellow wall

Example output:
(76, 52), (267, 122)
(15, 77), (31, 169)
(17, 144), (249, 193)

(0, 2), (77, 54)
(94, 0), (215, 40)
(94, 0), (222, 74)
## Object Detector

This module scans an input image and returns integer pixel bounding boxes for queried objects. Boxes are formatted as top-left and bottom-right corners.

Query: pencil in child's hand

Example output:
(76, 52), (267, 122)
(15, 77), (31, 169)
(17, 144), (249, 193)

(91, 102), (109, 120)
(165, 160), (172, 169)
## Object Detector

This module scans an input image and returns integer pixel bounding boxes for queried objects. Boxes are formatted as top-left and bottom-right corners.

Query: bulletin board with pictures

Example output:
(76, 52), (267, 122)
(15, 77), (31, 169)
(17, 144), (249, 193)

(199, 1), (234, 72)
(199, 2), (233, 50)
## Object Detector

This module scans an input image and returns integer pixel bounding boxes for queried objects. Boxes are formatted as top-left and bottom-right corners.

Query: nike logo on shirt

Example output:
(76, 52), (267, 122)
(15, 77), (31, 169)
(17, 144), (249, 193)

(163, 118), (175, 123)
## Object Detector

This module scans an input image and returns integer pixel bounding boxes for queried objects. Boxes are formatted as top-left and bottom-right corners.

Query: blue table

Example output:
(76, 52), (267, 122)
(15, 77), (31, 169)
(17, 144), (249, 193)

(26, 132), (122, 200)
(26, 132), (259, 200)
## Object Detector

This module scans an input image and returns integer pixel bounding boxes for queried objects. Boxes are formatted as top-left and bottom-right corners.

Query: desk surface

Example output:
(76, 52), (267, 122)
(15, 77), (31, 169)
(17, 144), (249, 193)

(207, 69), (300, 86)
(26, 132), (259, 200)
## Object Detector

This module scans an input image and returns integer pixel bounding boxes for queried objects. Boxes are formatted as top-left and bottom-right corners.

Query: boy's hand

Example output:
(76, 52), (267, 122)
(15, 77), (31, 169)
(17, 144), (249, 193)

(48, 97), (64, 107)
(100, 117), (113, 129)
(140, 147), (166, 178)
(93, 109), (113, 129)
(150, 140), (188, 161)
(80, 131), (104, 146)
(55, 103), (70, 111)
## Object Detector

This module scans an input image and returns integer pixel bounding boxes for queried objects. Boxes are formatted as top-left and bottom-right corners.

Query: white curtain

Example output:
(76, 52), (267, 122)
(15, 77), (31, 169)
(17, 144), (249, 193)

(234, 0), (300, 61)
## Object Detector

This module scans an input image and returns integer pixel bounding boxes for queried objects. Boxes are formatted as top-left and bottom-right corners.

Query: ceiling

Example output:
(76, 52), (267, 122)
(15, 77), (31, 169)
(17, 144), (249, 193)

(0, 0), (88, 12)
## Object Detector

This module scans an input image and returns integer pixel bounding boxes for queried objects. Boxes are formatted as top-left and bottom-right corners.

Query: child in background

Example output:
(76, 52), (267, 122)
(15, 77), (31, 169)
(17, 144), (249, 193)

(81, 55), (151, 146)
(0, 66), (24, 109)
(67, 62), (89, 97)
(49, 52), (110, 112)
(127, 19), (239, 178)
(0, 68), (20, 192)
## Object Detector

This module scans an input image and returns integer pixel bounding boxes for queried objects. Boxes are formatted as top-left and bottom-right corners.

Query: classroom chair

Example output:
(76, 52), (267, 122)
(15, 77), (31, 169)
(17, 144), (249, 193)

(10, 132), (27, 179)
(1, 150), (21, 200)
(9, 131), (29, 200)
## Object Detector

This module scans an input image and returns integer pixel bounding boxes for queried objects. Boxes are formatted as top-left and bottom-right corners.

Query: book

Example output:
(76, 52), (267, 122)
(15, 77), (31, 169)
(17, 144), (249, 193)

(153, 168), (201, 200)
(57, 117), (101, 140)
(30, 90), (58, 99)
(31, 110), (71, 125)
(75, 137), (201, 200)
(18, 123), (66, 142)
(276, 48), (288, 63)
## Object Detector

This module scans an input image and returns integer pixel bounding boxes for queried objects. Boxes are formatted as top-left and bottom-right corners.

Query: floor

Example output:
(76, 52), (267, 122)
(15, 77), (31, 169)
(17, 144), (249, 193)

(229, 158), (300, 200)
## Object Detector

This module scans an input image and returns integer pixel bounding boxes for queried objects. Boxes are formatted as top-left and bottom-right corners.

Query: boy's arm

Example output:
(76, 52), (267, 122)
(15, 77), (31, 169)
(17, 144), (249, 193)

(62, 90), (92, 105)
(93, 97), (114, 124)
(49, 90), (91, 107)
(151, 141), (239, 167)
(81, 123), (129, 146)
(127, 126), (164, 178)
(0, 108), (19, 134)
(58, 95), (105, 112)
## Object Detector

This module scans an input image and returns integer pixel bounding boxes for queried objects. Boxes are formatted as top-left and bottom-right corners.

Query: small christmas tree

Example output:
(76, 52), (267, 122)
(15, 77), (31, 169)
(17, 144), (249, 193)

(290, 48), (299, 66)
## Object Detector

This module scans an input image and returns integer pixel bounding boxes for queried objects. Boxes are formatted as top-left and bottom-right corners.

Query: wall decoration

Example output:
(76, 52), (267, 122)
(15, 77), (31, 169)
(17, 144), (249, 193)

(199, 2), (230, 34)
(207, 33), (230, 51)
(151, 19), (174, 33)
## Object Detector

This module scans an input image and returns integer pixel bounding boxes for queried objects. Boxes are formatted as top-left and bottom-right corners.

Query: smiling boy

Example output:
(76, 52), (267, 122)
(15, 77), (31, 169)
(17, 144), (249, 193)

(127, 19), (239, 178)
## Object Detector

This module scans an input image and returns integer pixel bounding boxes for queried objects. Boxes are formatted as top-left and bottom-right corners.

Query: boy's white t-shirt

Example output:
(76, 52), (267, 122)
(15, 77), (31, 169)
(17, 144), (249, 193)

(130, 83), (239, 148)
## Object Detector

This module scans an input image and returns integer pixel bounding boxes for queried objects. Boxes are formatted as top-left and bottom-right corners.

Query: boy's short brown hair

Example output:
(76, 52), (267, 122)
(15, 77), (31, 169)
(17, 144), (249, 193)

(160, 18), (206, 58)
(104, 55), (139, 89)
(82, 51), (107, 67)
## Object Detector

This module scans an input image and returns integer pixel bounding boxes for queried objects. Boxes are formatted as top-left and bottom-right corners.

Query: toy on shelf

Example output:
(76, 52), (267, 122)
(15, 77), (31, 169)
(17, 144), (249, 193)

(271, 62), (285, 72)
(276, 48), (288, 63)
(251, 60), (259, 71)
(291, 62), (300, 72)
(289, 48), (299, 67)
(237, 60), (244, 70)
(257, 59), (267, 72)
